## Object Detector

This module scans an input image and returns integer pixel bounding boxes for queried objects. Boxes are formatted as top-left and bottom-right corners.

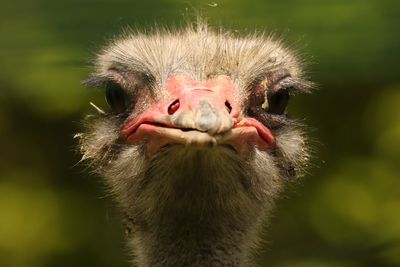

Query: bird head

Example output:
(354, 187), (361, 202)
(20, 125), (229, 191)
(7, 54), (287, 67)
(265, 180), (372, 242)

(77, 23), (313, 264)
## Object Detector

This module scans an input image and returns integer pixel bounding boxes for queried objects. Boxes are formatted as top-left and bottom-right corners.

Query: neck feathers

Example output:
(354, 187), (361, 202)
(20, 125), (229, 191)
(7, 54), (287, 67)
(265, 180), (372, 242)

(113, 146), (279, 266)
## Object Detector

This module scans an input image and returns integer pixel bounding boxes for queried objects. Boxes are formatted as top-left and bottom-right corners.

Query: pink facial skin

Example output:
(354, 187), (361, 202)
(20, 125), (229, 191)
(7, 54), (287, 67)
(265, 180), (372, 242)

(121, 74), (275, 156)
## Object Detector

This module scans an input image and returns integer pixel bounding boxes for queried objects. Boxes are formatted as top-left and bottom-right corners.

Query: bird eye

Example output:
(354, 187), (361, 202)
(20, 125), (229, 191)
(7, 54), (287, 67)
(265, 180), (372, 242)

(105, 82), (129, 114)
(265, 89), (290, 115)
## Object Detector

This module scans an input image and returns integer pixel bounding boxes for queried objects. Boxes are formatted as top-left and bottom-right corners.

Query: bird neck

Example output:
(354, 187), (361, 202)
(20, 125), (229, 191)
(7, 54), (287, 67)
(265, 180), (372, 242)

(132, 213), (257, 266)
(125, 147), (268, 267)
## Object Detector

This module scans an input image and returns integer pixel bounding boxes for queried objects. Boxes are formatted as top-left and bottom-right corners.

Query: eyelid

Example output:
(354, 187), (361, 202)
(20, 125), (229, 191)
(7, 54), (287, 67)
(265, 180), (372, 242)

(81, 75), (110, 87)
(271, 76), (315, 95)
(81, 72), (124, 88)
(83, 71), (153, 116)
(83, 68), (155, 89)
(269, 76), (296, 94)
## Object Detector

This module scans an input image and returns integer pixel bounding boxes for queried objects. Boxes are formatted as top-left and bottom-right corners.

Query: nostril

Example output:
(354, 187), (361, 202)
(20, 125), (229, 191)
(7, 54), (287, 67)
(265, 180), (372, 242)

(168, 99), (180, 115)
(225, 101), (232, 114)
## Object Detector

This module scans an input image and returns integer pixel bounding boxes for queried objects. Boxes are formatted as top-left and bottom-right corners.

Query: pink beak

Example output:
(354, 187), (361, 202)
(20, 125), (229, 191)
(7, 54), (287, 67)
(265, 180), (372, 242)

(121, 74), (275, 155)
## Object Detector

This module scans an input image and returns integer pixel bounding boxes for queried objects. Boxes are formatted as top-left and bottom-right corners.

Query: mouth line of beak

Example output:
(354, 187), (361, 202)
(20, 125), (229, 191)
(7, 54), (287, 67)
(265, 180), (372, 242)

(123, 121), (224, 144)
(122, 118), (205, 138)
(121, 116), (276, 155)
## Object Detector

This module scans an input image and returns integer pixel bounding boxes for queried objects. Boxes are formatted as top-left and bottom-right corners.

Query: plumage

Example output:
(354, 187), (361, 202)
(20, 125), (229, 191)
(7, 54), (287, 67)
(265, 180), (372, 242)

(78, 21), (313, 267)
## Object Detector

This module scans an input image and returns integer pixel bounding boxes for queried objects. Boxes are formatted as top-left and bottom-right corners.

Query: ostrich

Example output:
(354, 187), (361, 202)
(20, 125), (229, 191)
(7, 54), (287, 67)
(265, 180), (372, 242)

(78, 22), (312, 267)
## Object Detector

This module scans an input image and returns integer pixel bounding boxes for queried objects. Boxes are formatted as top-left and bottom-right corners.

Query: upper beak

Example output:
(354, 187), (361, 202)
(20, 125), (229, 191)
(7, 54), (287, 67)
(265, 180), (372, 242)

(167, 88), (234, 136)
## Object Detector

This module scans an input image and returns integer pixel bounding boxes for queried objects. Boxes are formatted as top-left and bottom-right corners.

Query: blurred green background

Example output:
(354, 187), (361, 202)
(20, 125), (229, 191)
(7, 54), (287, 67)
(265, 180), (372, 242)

(1, 0), (399, 266)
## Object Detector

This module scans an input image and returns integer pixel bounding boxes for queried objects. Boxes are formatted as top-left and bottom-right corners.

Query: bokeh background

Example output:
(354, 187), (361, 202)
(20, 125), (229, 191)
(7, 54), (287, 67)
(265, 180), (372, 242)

(1, 0), (399, 266)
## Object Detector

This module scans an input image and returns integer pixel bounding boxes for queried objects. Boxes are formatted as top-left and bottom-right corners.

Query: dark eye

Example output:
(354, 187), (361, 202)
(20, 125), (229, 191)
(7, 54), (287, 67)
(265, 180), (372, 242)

(265, 89), (290, 115)
(105, 82), (128, 114)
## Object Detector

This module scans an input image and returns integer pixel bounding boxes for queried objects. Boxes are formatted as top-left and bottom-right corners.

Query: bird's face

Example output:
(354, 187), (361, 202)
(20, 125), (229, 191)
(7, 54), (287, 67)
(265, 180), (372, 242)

(121, 73), (275, 156)
(77, 25), (313, 237)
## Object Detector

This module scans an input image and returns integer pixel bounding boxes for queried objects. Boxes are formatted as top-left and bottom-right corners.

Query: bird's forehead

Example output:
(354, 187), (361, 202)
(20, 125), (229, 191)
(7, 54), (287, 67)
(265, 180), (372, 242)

(165, 74), (235, 95)
(96, 28), (299, 87)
